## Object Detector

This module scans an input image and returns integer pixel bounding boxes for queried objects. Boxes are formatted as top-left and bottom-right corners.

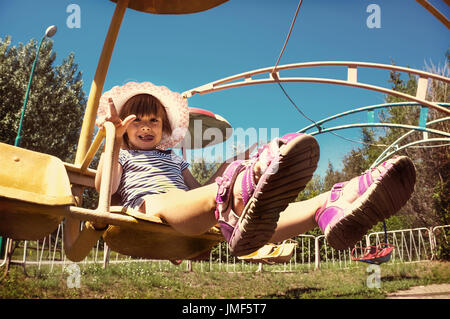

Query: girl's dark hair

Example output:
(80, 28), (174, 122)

(119, 94), (172, 148)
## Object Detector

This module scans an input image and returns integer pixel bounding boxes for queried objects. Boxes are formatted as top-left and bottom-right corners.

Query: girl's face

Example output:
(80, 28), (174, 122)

(120, 94), (172, 150)
(126, 113), (163, 150)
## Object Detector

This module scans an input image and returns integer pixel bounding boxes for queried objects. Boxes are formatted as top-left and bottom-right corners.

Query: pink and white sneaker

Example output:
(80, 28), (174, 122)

(215, 133), (320, 256)
(315, 156), (416, 250)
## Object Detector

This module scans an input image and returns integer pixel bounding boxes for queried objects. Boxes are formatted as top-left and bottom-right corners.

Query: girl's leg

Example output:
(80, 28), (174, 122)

(142, 184), (218, 236)
(270, 192), (327, 243)
(272, 155), (415, 250)
(146, 180), (326, 244)
(269, 172), (371, 243)
(141, 162), (264, 236)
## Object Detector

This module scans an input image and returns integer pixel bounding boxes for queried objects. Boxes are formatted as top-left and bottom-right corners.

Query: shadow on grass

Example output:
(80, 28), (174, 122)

(264, 287), (322, 298)
(382, 275), (420, 282)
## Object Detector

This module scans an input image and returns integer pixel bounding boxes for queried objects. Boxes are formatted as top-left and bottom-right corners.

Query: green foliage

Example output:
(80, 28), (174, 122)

(434, 228), (450, 261)
(0, 36), (86, 162)
(370, 215), (410, 234)
(189, 157), (221, 185)
(433, 160), (450, 260)
(433, 160), (450, 226)
(323, 161), (344, 191)
(295, 174), (324, 202)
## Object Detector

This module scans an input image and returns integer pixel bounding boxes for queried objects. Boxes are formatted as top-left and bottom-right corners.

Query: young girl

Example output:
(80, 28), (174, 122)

(93, 81), (416, 256)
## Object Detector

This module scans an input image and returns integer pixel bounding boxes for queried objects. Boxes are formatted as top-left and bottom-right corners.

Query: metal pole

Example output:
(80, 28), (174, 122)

(5, 26), (55, 274)
(14, 35), (46, 147)
(314, 236), (320, 270)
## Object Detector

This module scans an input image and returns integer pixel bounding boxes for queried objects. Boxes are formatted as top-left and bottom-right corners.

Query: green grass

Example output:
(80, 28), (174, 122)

(1, 260), (449, 299)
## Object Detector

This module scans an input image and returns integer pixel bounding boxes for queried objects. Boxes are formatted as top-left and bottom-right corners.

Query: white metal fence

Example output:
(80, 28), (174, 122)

(1, 225), (448, 273)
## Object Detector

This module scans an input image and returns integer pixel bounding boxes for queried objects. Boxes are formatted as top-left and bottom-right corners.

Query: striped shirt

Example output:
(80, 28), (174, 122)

(117, 149), (190, 208)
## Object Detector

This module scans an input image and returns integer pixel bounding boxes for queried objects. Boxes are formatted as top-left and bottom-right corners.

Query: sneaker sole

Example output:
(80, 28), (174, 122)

(326, 156), (416, 251)
(231, 134), (320, 256)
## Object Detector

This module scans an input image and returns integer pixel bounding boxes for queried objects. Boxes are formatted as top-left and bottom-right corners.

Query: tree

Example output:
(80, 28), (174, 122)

(0, 36), (86, 162)
(380, 62), (449, 228)
(296, 174), (324, 202)
(323, 161), (343, 191)
(189, 157), (221, 186)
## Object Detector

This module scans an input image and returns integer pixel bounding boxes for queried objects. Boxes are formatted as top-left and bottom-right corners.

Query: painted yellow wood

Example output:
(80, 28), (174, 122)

(0, 143), (74, 240)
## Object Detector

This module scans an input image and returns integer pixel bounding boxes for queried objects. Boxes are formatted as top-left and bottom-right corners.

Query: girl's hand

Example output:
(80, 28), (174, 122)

(98, 98), (136, 137)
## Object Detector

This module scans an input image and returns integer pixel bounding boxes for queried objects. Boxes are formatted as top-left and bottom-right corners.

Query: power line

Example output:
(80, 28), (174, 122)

(272, 0), (390, 148)
(272, 0), (303, 73)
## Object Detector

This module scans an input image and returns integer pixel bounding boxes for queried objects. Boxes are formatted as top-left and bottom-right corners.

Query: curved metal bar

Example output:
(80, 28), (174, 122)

(305, 122), (450, 138)
(183, 61), (450, 96)
(409, 142), (450, 149)
(298, 103), (450, 133)
(372, 138), (450, 167)
(189, 76), (450, 115)
(371, 116), (450, 168)
(183, 61), (450, 114)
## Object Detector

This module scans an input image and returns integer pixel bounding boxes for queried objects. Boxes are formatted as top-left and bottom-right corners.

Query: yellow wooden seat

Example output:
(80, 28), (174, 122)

(264, 241), (297, 264)
(0, 142), (76, 240)
(238, 244), (277, 263)
(238, 240), (297, 264)
(101, 207), (222, 260)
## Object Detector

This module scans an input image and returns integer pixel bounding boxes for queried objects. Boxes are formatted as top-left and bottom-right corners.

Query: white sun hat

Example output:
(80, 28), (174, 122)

(97, 81), (190, 150)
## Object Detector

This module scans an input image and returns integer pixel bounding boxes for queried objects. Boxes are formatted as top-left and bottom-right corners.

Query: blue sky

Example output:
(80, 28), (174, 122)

(1, 0), (448, 176)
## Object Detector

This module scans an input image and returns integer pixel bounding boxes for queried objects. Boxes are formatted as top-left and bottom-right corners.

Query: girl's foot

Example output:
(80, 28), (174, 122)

(214, 133), (320, 256)
(315, 156), (416, 250)
(231, 161), (262, 214)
